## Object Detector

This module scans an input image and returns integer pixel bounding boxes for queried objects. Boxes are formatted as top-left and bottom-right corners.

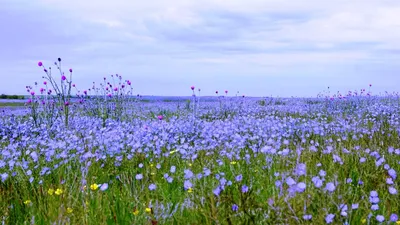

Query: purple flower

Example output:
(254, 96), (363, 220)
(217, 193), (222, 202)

(148, 183), (156, 191)
(69, 68), (73, 73)
(325, 182), (336, 192)
(389, 186), (397, 195)
(100, 183), (109, 191)
(376, 215), (384, 223)
(370, 190), (378, 197)
(312, 176), (323, 188)
(241, 185), (249, 193)
(184, 180), (192, 190)
(351, 203), (359, 209)
(157, 115), (163, 120)
(38, 61), (43, 67)
(296, 182), (306, 192)
(319, 170), (326, 177)
(232, 204), (239, 212)
(286, 177), (296, 186)
(303, 214), (312, 220)
(213, 186), (221, 196)
(294, 163), (306, 176)
(325, 214), (335, 224)
(387, 178), (394, 184)
(235, 174), (243, 182)
(135, 174), (143, 180)
(170, 166), (176, 173)
(390, 214), (398, 222)
(388, 169), (397, 179)
(371, 204), (379, 211)
(61, 75), (66, 81)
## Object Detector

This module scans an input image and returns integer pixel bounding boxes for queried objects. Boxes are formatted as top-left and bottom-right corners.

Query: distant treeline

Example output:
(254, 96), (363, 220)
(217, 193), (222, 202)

(0, 94), (25, 99)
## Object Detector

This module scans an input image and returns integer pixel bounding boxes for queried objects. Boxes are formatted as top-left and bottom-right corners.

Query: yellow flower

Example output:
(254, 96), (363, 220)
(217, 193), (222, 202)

(48, 188), (54, 195)
(24, 200), (31, 205)
(132, 209), (139, 215)
(169, 150), (178, 154)
(188, 163), (192, 167)
(55, 188), (63, 195)
(150, 164), (154, 167)
(151, 172), (155, 176)
(230, 161), (237, 165)
(67, 207), (73, 214)
(361, 218), (367, 224)
(187, 188), (193, 193)
(145, 208), (151, 213)
(90, 184), (99, 191)
(396, 221), (400, 225)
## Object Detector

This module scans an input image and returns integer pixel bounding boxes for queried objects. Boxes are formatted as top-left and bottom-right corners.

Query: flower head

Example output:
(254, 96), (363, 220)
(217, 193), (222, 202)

(38, 61), (43, 67)
(90, 184), (99, 191)
(55, 188), (63, 195)
(48, 188), (54, 195)
(191, 86), (195, 90)
(69, 68), (73, 73)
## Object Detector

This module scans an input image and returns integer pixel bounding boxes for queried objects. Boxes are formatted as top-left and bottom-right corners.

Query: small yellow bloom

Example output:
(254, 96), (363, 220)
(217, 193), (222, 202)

(132, 209), (139, 215)
(187, 188), (193, 193)
(151, 172), (155, 176)
(90, 184), (99, 191)
(145, 208), (151, 213)
(169, 150), (178, 154)
(24, 200), (31, 205)
(230, 161), (237, 165)
(188, 163), (192, 167)
(396, 221), (400, 225)
(67, 207), (73, 214)
(55, 188), (63, 195)
(48, 188), (54, 195)
(150, 164), (154, 167)
(361, 218), (367, 224)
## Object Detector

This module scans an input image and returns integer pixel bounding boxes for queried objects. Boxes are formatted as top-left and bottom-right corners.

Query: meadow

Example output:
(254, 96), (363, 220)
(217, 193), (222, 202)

(1, 60), (400, 224)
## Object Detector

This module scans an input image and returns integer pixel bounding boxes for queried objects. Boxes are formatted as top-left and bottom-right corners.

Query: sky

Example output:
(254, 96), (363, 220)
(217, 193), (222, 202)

(1, 0), (400, 97)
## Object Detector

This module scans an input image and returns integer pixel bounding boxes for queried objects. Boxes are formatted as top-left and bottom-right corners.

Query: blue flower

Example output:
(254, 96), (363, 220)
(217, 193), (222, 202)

(241, 185), (249, 193)
(235, 174), (243, 182)
(325, 182), (336, 192)
(232, 204), (239, 212)
(325, 214), (335, 224)
(376, 215), (384, 223)
(148, 183), (156, 191)
(390, 214), (398, 222)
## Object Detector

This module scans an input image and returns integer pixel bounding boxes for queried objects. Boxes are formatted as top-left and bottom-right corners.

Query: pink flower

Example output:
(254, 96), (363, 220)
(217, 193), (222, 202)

(38, 61), (43, 67)
(43, 81), (47, 85)
(69, 68), (73, 73)
(30, 91), (35, 96)
(157, 115), (163, 120)
(191, 86), (195, 90)
(27, 99), (32, 104)
(225, 90), (228, 94)
(114, 87), (118, 91)
(64, 101), (70, 106)
(72, 84), (76, 87)
(107, 93), (112, 97)
(61, 75), (66, 81)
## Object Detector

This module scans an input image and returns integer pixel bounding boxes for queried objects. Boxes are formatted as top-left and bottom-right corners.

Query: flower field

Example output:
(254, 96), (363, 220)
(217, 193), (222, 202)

(1, 60), (400, 224)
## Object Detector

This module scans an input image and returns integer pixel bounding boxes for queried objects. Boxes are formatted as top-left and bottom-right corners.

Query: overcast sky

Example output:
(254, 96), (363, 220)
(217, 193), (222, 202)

(1, 0), (400, 97)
